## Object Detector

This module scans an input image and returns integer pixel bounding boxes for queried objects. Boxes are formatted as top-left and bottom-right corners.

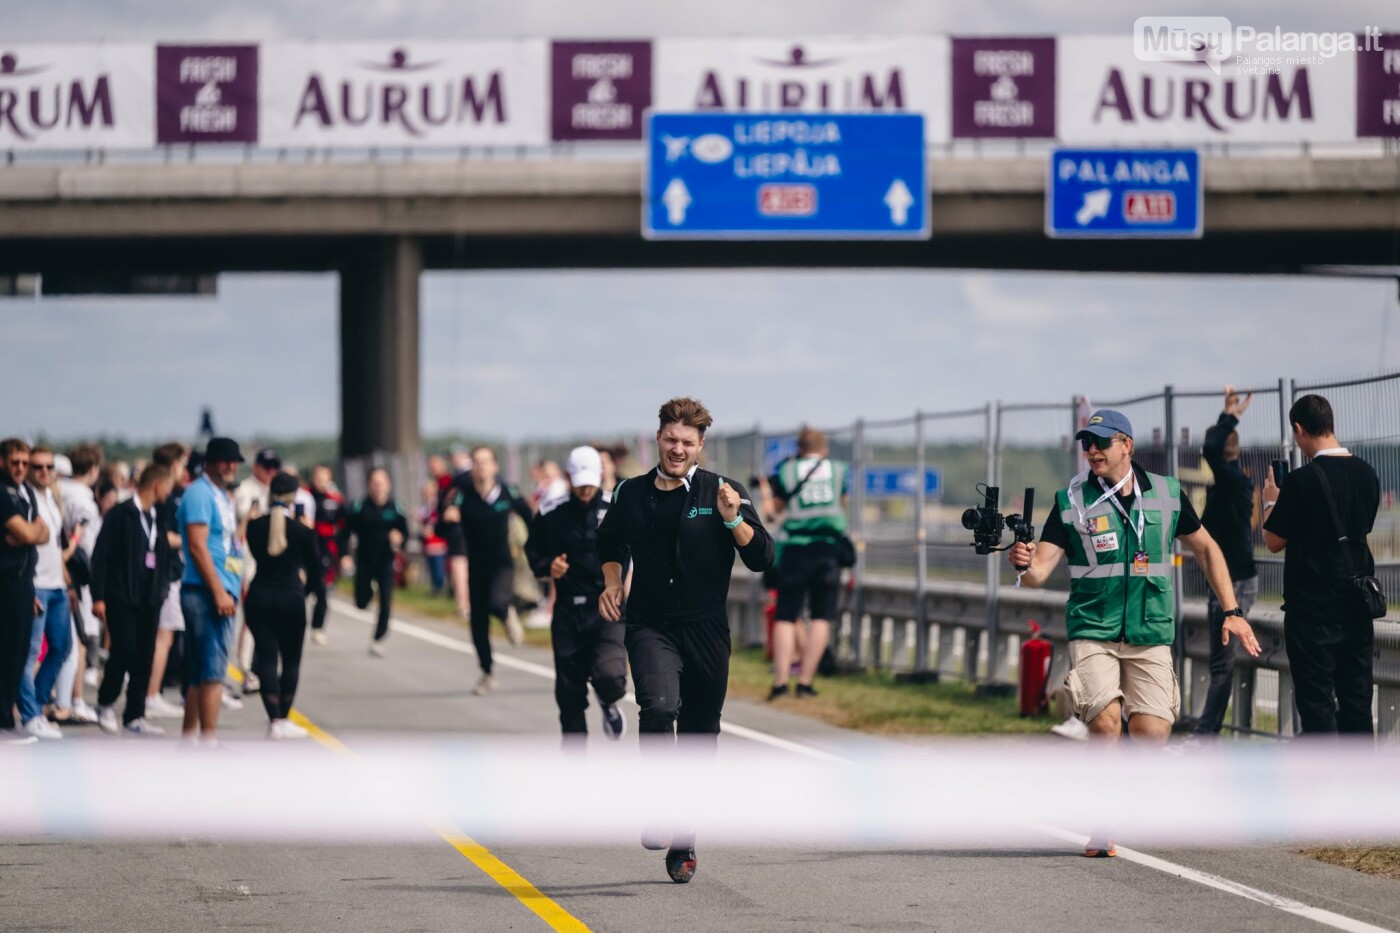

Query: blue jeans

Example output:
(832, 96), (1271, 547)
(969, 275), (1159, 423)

(18, 587), (72, 723)
(427, 554), (447, 593)
(181, 585), (235, 688)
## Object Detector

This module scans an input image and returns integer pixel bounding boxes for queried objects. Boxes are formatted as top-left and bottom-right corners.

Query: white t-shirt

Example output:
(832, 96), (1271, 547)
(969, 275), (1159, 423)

(537, 477), (570, 516)
(31, 486), (66, 590)
(59, 478), (101, 557)
(234, 476), (269, 526)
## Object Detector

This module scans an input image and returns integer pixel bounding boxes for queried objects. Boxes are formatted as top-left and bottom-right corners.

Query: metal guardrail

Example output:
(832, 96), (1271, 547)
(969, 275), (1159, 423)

(725, 571), (1400, 740)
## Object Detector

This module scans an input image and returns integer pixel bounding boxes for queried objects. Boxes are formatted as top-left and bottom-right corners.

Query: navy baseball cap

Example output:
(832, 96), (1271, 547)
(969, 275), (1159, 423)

(1075, 410), (1134, 441)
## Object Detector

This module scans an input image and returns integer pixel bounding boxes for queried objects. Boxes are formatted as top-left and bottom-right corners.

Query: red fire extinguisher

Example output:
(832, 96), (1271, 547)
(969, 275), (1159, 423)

(1019, 621), (1052, 717)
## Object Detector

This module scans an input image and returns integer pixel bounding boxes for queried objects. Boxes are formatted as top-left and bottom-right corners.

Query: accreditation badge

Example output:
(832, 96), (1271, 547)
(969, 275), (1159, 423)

(1132, 550), (1150, 575)
(1090, 532), (1118, 553)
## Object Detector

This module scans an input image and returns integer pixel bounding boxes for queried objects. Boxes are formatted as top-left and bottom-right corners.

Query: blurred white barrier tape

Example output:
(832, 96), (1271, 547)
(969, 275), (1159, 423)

(3, 738), (1398, 847)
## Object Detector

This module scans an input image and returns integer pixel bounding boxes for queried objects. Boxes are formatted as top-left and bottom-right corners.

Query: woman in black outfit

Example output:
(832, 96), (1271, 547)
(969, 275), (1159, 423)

(245, 473), (324, 739)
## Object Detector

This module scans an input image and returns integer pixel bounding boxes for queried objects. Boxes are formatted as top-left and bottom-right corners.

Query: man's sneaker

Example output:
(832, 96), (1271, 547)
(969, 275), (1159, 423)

(1084, 841), (1118, 858)
(144, 694), (184, 719)
(795, 684), (818, 698)
(69, 699), (99, 724)
(601, 703), (626, 741)
(83, 667), (100, 687)
(311, 631), (328, 647)
(23, 716), (62, 740)
(472, 674), (496, 696)
(368, 640), (386, 658)
(124, 718), (165, 737)
(97, 705), (120, 735)
(766, 683), (790, 702)
(2, 730), (38, 745)
(640, 826), (670, 851)
(243, 671), (261, 695)
(665, 844), (697, 884)
(504, 608), (525, 646)
(1051, 716), (1090, 741)
(220, 690), (244, 711)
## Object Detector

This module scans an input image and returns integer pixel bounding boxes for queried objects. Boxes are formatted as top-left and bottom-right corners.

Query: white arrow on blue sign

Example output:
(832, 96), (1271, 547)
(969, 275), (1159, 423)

(644, 112), (929, 240)
(1046, 148), (1203, 239)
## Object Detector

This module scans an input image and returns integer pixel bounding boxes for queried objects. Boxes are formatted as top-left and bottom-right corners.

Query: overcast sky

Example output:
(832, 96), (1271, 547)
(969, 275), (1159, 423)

(4, 1), (1397, 444)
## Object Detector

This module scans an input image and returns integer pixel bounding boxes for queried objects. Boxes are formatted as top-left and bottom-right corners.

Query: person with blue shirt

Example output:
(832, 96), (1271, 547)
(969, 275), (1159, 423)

(178, 437), (245, 746)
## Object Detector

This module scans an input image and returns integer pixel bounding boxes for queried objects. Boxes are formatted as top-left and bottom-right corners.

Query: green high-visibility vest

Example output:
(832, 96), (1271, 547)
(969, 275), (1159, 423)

(777, 457), (849, 547)
(1055, 468), (1181, 646)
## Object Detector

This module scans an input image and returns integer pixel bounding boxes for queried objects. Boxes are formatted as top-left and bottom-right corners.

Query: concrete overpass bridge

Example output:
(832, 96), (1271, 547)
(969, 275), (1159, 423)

(3, 154), (1398, 459)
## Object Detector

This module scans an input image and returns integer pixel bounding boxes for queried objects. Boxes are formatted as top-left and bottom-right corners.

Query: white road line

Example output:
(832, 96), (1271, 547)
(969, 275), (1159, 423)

(330, 600), (1391, 933)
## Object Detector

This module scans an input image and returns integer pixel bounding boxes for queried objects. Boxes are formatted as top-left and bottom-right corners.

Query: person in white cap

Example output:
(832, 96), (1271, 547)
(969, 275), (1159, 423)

(526, 446), (628, 747)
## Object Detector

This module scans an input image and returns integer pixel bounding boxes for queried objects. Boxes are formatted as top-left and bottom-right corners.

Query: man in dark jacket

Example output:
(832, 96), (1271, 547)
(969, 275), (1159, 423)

(598, 397), (774, 885)
(527, 446), (627, 747)
(92, 463), (175, 735)
(1194, 386), (1260, 736)
(0, 438), (49, 744)
(337, 468), (408, 656)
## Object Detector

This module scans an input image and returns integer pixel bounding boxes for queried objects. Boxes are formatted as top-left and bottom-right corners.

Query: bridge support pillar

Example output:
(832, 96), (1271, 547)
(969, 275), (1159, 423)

(339, 237), (422, 462)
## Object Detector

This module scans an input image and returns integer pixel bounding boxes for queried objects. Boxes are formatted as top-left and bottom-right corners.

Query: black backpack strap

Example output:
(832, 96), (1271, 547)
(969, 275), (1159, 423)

(1313, 464), (1360, 579)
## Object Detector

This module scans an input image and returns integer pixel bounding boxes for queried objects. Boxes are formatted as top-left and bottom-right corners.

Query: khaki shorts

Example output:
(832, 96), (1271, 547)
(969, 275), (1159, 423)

(1064, 639), (1179, 725)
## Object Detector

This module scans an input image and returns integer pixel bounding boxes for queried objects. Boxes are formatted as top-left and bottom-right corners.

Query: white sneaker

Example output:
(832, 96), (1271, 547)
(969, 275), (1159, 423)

(69, 699), (99, 724)
(220, 690), (244, 711)
(144, 694), (184, 719)
(124, 718), (165, 737)
(267, 719), (287, 740)
(311, 631), (328, 647)
(83, 668), (100, 687)
(281, 719), (308, 739)
(473, 674), (496, 696)
(368, 640), (386, 658)
(3, 730), (38, 745)
(24, 716), (62, 740)
(526, 608), (552, 630)
(97, 705), (120, 735)
(505, 607), (525, 646)
(243, 671), (261, 695)
(1050, 716), (1090, 741)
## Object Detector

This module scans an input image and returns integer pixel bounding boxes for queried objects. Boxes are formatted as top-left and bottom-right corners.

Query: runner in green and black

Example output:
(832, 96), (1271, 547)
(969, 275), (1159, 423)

(764, 427), (850, 699)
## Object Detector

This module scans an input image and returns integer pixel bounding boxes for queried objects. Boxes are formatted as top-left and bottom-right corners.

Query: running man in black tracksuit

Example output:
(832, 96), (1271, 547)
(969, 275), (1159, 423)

(526, 446), (627, 746)
(337, 468), (408, 655)
(442, 446), (533, 695)
(598, 398), (774, 885)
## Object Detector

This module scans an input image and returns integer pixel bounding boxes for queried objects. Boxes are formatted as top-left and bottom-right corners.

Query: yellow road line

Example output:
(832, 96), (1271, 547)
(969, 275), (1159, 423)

(283, 710), (589, 932)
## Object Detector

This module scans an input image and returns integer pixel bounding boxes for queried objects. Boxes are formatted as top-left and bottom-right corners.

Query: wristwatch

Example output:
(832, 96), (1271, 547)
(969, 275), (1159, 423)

(1222, 607), (1245, 619)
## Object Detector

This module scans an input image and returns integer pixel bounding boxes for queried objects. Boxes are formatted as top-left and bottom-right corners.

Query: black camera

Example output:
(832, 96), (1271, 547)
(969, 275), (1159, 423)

(962, 485), (1037, 569)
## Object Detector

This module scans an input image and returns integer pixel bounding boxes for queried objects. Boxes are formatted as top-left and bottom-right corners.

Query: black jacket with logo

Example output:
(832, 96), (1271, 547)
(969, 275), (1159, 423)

(526, 491), (611, 625)
(598, 467), (773, 625)
(337, 497), (409, 569)
(449, 478), (533, 568)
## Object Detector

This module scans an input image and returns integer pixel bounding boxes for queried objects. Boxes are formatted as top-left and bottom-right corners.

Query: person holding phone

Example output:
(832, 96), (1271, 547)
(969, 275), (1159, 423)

(1193, 386), (1261, 737)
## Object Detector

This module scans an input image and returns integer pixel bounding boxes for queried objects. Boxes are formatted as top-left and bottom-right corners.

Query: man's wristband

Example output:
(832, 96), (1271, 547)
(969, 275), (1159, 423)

(1222, 607), (1245, 619)
(723, 514), (744, 530)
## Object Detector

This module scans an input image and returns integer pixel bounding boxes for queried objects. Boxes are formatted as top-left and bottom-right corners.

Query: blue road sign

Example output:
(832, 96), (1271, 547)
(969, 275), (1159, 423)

(1046, 148), (1202, 239)
(762, 435), (799, 478)
(644, 112), (928, 240)
(863, 466), (941, 499)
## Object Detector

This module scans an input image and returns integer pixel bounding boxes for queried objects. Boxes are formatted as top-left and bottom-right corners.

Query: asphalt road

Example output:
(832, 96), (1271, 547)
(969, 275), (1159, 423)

(4, 599), (1400, 932)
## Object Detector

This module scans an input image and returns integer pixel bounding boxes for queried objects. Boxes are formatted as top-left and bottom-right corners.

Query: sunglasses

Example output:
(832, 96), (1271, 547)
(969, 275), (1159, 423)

(1079, 435), (1119, 452)
(8, 459), (29, 468)
(30, 463), (53, 472)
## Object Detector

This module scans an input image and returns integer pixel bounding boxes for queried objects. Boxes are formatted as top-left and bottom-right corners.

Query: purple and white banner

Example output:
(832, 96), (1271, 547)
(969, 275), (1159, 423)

(1356, 34), (1400, 137)
(0, 44), (153, 149)
(156, 45), (258, 144)
(951, 37), (1055, 138)
(1057, 35), (1357, 144)
(550, 40), (651, 141)
(655, 38), (949, 142)
(259, 41), (547, 148)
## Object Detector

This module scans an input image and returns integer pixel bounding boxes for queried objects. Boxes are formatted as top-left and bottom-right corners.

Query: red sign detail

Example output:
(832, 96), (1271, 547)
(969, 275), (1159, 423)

(1123, 191), (1176, 223)
(758, 184), (817, 216)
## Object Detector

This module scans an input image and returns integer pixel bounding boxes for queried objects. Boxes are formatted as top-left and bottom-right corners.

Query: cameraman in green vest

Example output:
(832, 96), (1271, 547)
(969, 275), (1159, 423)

(1008, 409), (1261, 857)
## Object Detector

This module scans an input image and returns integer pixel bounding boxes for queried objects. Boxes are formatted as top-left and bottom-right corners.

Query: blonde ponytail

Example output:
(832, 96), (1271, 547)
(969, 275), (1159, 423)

(268, 494), (295, 556)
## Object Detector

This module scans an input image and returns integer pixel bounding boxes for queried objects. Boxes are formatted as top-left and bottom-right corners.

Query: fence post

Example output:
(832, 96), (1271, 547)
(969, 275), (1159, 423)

(1284, 378), (1301, 469)
(1165, 384), (1188, 688)
(984, 400), (1004, 684)
(914, 410), (929, 674)
(744, 422), (764, 648)
(850, 417), (867, 668)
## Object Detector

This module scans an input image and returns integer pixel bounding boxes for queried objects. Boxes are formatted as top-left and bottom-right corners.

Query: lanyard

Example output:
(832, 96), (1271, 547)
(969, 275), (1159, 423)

(1071, 470), (1145, 543)
(137, 507), (157, 552)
